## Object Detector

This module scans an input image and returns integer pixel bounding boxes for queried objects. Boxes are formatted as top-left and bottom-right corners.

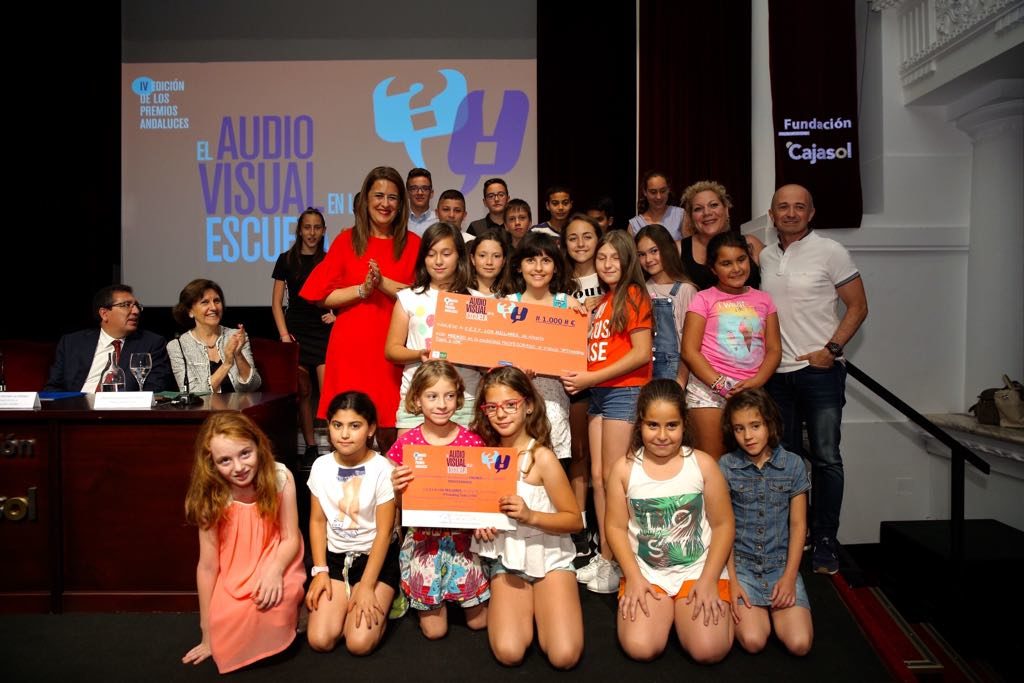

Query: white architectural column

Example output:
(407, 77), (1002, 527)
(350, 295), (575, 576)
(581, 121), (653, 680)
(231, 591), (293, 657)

(955, 95), (1024, 406)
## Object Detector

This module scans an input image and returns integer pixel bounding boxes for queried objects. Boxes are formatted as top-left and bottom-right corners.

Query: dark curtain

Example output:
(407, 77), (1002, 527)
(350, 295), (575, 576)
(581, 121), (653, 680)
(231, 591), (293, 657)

(769, 0), (862, 228)
(637, 0), (752, 225)
(537, 3), (637, 228)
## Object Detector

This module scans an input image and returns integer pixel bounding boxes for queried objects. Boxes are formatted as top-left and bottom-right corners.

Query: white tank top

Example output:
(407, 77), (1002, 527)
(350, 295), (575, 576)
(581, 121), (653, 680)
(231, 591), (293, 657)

(626, 447), (726, 594)
(471, 439), (576, 577)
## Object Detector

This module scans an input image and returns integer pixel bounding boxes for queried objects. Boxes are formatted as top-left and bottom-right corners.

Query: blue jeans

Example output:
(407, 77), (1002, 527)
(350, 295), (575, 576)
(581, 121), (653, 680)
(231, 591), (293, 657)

(650, 283), (682, 380)
(766, 363), (847, 541)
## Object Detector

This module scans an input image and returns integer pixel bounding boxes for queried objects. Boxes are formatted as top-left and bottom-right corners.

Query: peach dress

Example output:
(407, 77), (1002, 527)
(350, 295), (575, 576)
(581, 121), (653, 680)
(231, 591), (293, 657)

(208, 463), (305, 673)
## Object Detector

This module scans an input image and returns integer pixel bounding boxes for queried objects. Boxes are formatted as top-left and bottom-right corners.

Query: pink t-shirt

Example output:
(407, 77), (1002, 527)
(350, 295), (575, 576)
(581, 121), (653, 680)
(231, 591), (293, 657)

(386, 424), (485, 465)
(687, 287), (777, 381)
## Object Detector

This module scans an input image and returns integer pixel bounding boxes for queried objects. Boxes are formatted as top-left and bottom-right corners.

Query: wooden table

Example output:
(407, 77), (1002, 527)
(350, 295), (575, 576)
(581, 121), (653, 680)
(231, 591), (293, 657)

(0, 392), (296, 613)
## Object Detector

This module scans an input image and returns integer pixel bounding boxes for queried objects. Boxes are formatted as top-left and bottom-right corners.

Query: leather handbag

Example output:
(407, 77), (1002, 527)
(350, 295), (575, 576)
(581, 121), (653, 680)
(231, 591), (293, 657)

(994, 375), (1024, 429)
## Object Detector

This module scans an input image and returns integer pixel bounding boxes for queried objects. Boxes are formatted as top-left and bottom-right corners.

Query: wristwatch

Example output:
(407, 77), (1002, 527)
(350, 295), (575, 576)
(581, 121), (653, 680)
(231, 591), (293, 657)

(311, 565), (329, 577)
(825, 341), (844, 357)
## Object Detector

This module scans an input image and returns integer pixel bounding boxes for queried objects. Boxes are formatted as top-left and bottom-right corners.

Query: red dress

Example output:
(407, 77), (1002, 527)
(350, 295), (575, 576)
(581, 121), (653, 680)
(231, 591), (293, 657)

(300, 228), (420, 425)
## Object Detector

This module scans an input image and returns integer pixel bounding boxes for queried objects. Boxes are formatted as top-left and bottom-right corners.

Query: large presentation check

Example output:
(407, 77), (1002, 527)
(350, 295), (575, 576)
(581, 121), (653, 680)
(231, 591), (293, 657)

(401, 445), (519, 530)
(430, 292), (587, 376)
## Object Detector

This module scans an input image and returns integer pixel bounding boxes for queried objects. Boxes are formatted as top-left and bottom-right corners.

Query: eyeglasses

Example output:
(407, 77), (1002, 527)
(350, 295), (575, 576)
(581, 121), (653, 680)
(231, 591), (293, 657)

(485, 191), (508, 201)
(480, 398), (524, 416)
(407, 185), (432, 194)
(108, 301), (144, 312)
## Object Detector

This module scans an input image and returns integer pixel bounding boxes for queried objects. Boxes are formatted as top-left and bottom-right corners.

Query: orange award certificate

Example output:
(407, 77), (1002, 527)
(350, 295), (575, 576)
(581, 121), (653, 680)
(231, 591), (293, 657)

(430, 292), (587, 376)
(401, 445), (519, 530)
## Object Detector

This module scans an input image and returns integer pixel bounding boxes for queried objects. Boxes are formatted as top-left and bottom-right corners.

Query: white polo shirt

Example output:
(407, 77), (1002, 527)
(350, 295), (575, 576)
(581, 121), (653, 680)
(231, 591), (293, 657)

(759, 231), (860, 373)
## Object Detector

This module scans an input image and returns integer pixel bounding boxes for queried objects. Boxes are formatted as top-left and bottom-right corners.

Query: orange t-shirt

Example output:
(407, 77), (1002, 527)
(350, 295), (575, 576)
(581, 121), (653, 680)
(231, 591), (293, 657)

(587, 285), (652, 387)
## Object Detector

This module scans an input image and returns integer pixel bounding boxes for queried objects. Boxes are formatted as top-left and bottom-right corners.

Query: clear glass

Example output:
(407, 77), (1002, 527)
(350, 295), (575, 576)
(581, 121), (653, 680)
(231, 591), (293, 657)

(101, 352), (126, 392)
(129, 352), (152, 391)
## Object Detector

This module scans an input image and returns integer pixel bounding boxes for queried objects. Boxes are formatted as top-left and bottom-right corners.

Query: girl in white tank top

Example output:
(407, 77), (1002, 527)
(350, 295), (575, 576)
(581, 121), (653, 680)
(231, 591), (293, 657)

(470, 367), (584, 670)
(604, 379), (736, 664)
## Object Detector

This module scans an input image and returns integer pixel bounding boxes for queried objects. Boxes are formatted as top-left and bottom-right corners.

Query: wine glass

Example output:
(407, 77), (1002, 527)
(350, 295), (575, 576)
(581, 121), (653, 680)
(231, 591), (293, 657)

(129, 352), (152, 391)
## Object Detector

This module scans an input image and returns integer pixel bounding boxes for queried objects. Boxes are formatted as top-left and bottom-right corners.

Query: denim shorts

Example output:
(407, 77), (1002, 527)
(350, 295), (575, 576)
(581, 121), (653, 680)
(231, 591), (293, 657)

(486, 558), (576, 584)
(588, 385), (642, 422)
(685, 374), (727, 410)
(734, 562), (810, 611)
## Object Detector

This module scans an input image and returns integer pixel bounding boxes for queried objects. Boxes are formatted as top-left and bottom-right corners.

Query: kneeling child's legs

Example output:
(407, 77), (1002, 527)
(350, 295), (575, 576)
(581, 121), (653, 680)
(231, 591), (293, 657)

(533, 570), (584, 669)
(487, 573), (535, 666)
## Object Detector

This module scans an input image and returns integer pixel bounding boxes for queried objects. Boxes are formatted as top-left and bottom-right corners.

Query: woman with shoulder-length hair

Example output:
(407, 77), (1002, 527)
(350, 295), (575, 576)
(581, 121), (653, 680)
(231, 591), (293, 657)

(300, 166), (421, 453)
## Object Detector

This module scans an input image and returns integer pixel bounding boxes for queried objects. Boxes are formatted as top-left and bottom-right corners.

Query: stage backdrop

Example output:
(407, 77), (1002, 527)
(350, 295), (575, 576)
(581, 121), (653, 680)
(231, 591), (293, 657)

(769, 0), (862, 228)
(121, 61), (538, 306)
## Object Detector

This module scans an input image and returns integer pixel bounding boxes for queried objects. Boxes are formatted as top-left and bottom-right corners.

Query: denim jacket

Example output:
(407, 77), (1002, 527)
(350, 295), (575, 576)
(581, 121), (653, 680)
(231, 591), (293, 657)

(719, 446), (810, 571)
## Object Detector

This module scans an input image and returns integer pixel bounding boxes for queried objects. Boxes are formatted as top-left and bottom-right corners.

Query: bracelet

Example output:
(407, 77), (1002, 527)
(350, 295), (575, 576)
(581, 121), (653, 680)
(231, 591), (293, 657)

(311, 565), (329, 577)
(357, 283), (368, 299)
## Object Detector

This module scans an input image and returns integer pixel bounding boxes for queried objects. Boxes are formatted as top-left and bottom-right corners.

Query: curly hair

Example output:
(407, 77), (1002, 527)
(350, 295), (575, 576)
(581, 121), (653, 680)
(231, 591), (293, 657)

(184, 412), (280, 530)
(681, 179), (733, 226)
(404, 360), (466, 414)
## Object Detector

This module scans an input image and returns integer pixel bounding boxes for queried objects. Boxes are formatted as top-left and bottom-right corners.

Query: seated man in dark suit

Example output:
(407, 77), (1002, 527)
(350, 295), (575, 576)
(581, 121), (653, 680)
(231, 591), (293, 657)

(45, 284), (173, 392)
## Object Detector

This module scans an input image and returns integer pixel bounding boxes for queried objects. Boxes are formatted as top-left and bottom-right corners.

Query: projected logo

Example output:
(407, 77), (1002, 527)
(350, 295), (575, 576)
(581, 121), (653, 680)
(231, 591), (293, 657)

(372, 69), (529, 193)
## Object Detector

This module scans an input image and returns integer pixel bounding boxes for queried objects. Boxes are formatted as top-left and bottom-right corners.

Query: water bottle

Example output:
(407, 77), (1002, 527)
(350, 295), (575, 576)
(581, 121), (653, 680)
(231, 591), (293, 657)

(100, 352), (126, 392)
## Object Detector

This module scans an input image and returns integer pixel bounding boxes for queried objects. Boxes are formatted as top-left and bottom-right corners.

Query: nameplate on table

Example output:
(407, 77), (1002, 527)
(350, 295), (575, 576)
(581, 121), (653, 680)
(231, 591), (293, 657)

(93, 392), (154, 410)
(0, 392), (41, 410)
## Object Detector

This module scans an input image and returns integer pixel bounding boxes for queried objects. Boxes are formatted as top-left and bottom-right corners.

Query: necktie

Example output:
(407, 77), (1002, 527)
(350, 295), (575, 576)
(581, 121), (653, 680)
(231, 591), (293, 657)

(96, 339), (124, 392)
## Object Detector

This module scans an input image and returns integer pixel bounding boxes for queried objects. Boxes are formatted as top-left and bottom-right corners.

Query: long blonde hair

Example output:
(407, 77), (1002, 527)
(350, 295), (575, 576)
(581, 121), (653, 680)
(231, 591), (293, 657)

(596, 230), (651, 334)
(184, 412), (281, 530)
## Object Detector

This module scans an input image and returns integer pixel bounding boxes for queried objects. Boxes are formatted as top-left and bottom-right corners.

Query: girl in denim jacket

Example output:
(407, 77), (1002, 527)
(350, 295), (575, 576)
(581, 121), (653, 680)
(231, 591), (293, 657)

(719, 389), (813, 656)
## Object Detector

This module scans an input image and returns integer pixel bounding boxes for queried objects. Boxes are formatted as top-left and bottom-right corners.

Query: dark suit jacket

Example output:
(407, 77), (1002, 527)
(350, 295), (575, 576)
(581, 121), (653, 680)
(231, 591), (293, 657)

(44, 328), (173, 393)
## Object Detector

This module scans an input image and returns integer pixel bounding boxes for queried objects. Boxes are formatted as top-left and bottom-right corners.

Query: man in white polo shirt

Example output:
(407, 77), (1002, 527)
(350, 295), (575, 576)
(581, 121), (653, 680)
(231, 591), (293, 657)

(760, 184), (868, 575)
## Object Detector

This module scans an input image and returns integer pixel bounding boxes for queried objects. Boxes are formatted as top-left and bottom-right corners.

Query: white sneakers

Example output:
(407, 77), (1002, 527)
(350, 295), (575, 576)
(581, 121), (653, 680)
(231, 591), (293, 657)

(575, 554), (622, 594)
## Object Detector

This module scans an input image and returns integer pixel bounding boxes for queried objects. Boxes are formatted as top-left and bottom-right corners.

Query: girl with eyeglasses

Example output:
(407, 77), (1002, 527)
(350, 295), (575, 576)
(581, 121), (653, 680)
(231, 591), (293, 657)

(470, 367), (583, 670)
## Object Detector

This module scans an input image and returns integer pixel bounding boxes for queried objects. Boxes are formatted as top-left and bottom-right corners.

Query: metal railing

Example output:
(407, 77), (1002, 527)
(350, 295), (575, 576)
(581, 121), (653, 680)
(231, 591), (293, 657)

(846, 361), (990, 563)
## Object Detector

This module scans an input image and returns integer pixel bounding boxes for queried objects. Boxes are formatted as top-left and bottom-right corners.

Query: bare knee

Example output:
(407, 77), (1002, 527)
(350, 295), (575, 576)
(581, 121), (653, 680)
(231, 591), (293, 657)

(736, 628), (768, 654)
(687, 641), (732, 665)
(619, 632), (665, 662)
(306, 630), (338, 653)
(491, 641), (526, 667)
(419, 619), (448, 640)
(465, 610), (488, 631)
(546, 643), (582, 670)
(345, 635), (378, 657)
(782, 631), (813, 657)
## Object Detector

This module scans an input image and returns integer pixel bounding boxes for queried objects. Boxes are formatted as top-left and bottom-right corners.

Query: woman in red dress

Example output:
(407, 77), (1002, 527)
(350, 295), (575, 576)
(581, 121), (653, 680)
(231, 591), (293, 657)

(301, 167), (420, 452)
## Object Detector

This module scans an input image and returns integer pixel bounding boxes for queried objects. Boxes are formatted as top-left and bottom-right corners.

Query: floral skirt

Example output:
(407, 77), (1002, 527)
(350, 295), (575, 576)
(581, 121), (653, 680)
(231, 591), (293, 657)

(400, 527), (490, 611)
